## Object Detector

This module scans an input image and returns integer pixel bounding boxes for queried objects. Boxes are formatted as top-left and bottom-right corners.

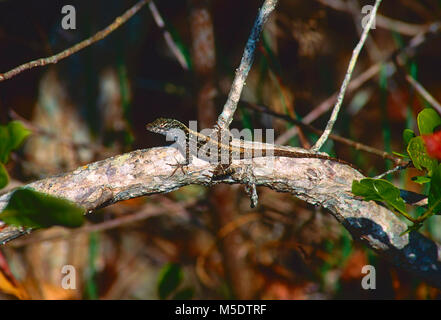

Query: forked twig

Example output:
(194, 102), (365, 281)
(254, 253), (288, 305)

(216, 0), (278, 130)
(312, 0), (382, 151)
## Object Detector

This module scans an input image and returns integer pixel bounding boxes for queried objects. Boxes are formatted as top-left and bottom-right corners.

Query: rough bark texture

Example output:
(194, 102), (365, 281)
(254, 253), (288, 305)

(0, 146), (440, 288)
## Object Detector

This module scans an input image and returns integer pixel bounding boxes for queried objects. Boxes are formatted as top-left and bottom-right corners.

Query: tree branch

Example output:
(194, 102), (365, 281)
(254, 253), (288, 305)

(1, 146), (440, 288)
(1, 0), (440, 291)
(276, 21), (441, 145)
(405, 74), (441, 115)
(0, 0), (151, 82)
(312, 0), (382, 151)
(216, 0), (278, 130)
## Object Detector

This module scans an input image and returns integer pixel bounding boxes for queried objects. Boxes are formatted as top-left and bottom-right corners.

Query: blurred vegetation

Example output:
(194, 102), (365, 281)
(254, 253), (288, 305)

(0, 0), (441, 299)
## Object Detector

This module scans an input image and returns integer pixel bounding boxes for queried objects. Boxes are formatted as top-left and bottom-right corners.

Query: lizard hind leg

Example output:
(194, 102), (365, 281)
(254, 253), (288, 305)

(209, 163), (236, 181)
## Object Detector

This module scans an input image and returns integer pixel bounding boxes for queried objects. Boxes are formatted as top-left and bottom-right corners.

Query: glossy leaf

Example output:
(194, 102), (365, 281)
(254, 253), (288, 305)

(352, 178), (407, 216)
(428, 164), (441, 215)
(403, 128), (415, 147)
(7, 121), (31, 151)
(392, 151), (409, 158)
(407, 136), (438, 176)
(0, 188), (85, 229)
(157, 263), (183, 300)
(411, 176), (431, 184)
(0, 163), (8, 189)
(417, 108), (441, 135)
(0, 121), (31, 164)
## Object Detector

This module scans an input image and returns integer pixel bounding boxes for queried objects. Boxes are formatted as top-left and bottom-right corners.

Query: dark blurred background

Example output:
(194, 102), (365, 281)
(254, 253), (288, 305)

(0, 0), (440, 299)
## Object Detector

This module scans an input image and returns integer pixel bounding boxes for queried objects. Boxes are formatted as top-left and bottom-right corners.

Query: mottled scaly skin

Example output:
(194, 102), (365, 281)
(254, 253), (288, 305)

(146, 118), (356, 169)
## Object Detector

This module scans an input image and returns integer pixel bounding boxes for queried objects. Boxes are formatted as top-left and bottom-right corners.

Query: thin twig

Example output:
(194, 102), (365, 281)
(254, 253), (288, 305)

(0, 0), (151, 82)
(346, 0), (381, 61)
(216, 0), (278, 130)
(405, 74), (441, 115)
(312, 0), (382, 151)
(374, 162), (411, 179)
(276, 66), (381, 147)
(276, 22), (441, 145)
(316, 0), (426, 36)
(148, 1), (189, 70)
(241, 101), (406, 164)
(275, 64), (381, 145)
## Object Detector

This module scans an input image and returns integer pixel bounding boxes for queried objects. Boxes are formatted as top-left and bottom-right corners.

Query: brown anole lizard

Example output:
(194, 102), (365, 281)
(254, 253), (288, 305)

(146, 118), (357, 177)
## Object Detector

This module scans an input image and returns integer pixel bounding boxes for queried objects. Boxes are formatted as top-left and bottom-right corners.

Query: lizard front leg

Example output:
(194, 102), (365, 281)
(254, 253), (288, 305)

(167, 138), (192, 176)
(167, 156), (191, 176)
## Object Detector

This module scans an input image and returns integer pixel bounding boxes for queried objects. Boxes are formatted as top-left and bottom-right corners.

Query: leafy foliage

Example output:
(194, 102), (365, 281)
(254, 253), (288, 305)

(407, 136), (437, 176)
(0, 122), (86, 231)
(0, 188), (85, 229)
(411, 176), (431, 184)
(0, 163), (8, 190)
(352, 178), (407, 216)
(0, 121), (31, 164)
(353, 108), (441, 232)
(157, 263), (193, 300)
(402, 129), (415, 147)
(417, 108), (441, 135)
(428, 164), (441, 215)
(0, 121), (31, 190)
(157, 263), (183, 299)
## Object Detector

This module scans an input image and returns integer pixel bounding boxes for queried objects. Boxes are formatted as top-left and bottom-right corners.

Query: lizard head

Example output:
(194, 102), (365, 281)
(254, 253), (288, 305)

(146, 118), (188, 137)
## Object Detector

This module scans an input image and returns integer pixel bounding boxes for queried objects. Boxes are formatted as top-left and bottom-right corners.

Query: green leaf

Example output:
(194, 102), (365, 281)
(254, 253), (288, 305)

(0, 126), (8, 163)
(0, 121), (31, 163)
(403, 129), (415, 147)
(411, 176), (431, 184)
(392, 151), (409, 158)
(157, 263), (183, 300)
(352, 178), (408, 216)
(407, 136), (438, 176)
(0, 188), (85, 229)
(428, 164), (441, 215)
(0, 163), (9, 189)
(417, 108), (441, 135)
(172, 287), (194, 300)
(8, 121), (31, 151)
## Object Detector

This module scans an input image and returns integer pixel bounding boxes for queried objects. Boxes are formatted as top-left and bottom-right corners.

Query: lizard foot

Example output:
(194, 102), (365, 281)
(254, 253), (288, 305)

(167, 157), (189, 177)
(210, 164), (236, 181)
